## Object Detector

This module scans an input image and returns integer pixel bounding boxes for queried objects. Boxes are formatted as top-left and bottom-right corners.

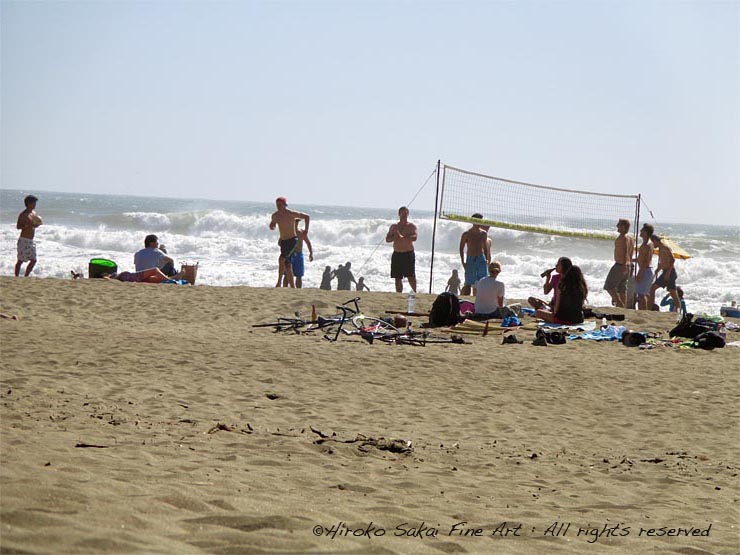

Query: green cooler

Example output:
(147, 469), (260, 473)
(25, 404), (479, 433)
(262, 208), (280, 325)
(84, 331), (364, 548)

(89, 258), (118, 278)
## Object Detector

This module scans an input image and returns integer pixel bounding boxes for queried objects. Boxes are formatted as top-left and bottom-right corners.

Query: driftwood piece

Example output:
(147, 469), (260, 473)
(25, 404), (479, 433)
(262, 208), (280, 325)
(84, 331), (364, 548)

(310, 428), (413, 454)
(207, 423), (235, 434)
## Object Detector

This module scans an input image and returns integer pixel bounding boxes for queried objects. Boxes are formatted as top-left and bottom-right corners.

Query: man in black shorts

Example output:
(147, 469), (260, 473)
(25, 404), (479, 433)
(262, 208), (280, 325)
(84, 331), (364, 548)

(649, 234), (681, 312)
(385, 206), (418, 292)
(269, 197), (310, 288)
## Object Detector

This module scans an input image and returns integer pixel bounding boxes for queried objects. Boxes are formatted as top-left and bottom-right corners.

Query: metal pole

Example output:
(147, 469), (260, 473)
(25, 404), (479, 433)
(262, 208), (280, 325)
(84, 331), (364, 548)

(429, 160), (441, 294)
(628, 194), (641, 309)
(634, 194), (641, 246)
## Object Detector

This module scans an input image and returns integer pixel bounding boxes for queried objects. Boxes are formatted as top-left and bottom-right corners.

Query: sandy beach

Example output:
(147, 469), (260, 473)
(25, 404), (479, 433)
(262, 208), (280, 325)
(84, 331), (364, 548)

(1, 275), (738, 554)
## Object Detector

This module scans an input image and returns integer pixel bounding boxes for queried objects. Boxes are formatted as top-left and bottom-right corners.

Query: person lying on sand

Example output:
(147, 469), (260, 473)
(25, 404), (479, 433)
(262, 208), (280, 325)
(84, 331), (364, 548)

(107, 267), (186, 284)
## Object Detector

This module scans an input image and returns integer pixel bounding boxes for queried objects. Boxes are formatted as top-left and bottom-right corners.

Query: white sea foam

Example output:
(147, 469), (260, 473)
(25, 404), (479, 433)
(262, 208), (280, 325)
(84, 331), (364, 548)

(1, 189), (738, 315)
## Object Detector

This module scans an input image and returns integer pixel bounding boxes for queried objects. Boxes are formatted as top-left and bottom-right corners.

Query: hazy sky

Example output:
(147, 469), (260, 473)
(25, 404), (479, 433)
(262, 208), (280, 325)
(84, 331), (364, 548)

(2, 1), (738, 225)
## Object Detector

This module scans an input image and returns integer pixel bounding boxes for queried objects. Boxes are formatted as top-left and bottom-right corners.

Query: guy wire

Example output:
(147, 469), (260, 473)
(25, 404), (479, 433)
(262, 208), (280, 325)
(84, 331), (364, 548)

(355, 165), (438, 276)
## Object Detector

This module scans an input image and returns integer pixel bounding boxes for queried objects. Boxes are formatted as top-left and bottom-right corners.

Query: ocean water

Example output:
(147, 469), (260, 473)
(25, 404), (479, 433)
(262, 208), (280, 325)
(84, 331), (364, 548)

(2, 188), (738, 315)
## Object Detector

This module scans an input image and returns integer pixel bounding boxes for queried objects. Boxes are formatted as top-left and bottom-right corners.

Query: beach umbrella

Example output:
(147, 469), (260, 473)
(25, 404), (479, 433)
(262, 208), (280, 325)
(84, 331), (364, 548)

(654, 236), (691, 260)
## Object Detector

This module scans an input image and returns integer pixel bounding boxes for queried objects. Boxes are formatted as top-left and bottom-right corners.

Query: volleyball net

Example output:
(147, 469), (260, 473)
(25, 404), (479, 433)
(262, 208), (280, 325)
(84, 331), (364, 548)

(439, 165), (640, 240)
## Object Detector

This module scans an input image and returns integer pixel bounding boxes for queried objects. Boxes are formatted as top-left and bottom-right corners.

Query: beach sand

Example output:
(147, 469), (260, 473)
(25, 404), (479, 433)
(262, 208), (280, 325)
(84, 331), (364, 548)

(1, 276), (738, 554)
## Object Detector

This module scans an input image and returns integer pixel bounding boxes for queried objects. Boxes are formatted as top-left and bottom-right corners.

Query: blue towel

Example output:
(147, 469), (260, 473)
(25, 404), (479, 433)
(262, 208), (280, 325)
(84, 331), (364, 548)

(502, 316), (521, 327)
(569, 325), (626, 341)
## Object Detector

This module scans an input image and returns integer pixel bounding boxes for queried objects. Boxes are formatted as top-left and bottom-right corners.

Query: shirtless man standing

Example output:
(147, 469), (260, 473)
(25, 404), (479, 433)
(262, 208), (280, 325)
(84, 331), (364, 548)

(603, 218), (634, 308)
(386, 206), (418, 293)
(649, 234), (680, 312)
(278, 220), (314, 288)
(15, 195), (42, 277)
(634, 223), (655, 310)
(459, 214), (491, 296)
(269, 197), (309, 289)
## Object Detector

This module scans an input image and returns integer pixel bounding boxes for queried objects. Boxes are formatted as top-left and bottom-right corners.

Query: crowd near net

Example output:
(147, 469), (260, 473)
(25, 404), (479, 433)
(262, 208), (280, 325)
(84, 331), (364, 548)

(440, 165), (640, 240)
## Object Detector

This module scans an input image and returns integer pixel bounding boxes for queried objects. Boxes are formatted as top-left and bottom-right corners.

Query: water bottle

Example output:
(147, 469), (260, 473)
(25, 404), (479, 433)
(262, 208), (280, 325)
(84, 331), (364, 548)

(407, 291), (416, 313)
(601, 317), (607, 328)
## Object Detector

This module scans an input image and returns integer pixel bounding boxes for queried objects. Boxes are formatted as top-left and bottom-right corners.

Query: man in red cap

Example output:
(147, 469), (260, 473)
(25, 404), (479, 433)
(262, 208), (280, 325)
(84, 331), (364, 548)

(269, 197), (310, 288)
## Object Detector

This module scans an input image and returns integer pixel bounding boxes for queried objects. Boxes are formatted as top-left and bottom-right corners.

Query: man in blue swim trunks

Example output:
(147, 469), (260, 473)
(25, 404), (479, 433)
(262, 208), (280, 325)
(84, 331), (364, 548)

(269, 197), (310, 288)
(290, 220), (313, 288)
(278, 219), (314, 288)
(459, 213), (491, 296)
(634, 223), (655, 310)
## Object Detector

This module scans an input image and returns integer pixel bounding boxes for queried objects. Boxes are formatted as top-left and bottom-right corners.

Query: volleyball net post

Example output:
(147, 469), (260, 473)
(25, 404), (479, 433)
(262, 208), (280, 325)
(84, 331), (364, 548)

(429, 160), (441, 295)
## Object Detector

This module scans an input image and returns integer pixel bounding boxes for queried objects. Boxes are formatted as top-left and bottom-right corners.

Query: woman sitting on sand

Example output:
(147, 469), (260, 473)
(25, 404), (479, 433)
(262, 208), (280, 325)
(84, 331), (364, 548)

(528, 256), (572, 310)
(535, 265), (587, 324)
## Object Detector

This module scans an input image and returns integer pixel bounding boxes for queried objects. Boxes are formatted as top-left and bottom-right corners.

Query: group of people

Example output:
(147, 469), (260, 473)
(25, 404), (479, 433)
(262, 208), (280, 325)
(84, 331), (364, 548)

(13, 195), (190, 284)
(440, 216), (683, 326)
(319, 263), (370, 291)
(604, 219), (682, 312)
(14, 196), (684, 321)
(442, 215), (587, 323)
(448, 255), (587, 324)
(270, 198), (418, 292)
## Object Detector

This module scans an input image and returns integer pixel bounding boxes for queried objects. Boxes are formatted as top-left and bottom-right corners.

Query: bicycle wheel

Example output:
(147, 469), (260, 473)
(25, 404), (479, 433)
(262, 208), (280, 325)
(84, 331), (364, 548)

(350, 315), (399, 336)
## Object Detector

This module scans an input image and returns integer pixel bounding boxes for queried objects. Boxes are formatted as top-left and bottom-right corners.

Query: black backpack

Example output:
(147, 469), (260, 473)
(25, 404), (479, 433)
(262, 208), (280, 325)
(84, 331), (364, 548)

(428, 292), (462, 327)
(694, 317), (719, 331)
(622, 331), (647, 347)
(693, 331), (726, 350)
(669, 313), (713, 340)
(537, 328), (567, 345)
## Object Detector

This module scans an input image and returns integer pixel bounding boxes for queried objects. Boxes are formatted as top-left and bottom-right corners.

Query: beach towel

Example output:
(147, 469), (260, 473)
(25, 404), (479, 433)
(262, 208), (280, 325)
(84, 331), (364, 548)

(568, 325), (626, 341)
(501, 316), (521, 327)
(539, 320), (596, 332)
